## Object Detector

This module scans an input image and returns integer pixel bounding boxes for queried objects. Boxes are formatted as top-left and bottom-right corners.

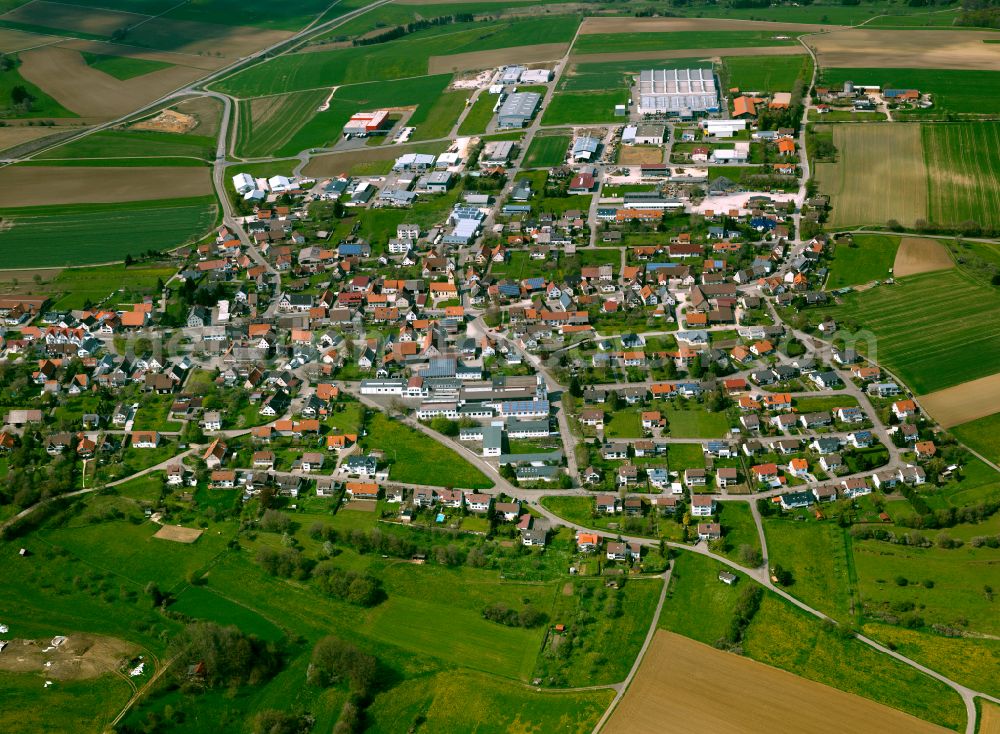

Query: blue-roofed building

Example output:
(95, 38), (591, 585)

(750, 217), (777, 231)
(522, 277), (545, 292)
(645, 262), (679, 271)
(596, 207), (618, 221)
(337, 243), (370, 257)
(497, 400), (550, 418)
(498, 283), (522, 298)
(503, 204), (532, 214)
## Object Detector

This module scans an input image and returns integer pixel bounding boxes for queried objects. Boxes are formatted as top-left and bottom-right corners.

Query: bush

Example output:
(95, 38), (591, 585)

(169, 622), (281, 689)
(895, 575), (909, 586)
(312, 563), (383, 606)
(309, 636), (377, 695)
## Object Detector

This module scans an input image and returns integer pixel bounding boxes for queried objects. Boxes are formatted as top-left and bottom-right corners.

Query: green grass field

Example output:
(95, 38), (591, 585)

(657, 552), (749, 643)
(457, 92), (496, 135)
(36, 129), (215, 163)
(742, 595), (965, 731)
(170, 586), (285, 641)
(362, 412), (492, 489)
(923, 122), (1000, 231)
(572, 31), (797, 56)
(235, 89), (328, 158)
(950, 411), (1000, 464)
(523, 134), (569, 168)
(667, 442), (706, 472)
(366, 669), (612, 734)
(664, 407), (730, 438)
(216, 17), (580, 96)
(0, 196), (218, 268)
(542, 91), (623, 125)
(716, 502), (761, 564)
(42, 262), (175, 309)
(820, 68), (1000, 116)
(825, 234), (900, 289)
(490, 250), (557, 280)
(81, 51), (172, 80)
(0, 671), (134, 733)
(722, 54), (811, 92)
(810, 270), (1000, 393)
(853, 537), (1000, 636)
(763, 517), (857, 622)
(409, 89), (470, 141)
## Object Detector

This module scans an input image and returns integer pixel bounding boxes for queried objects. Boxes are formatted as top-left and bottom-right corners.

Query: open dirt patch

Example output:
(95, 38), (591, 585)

(429, 43), (568, 75)
(153, 524), (204, 543)
(619, 146), (664, 165)
(918, 372), (1000, 427)
(57, 38), (220, 72)
(0, 635), (138, 680)
(893, 237), (953, 277)
(0, 166), (212, 207)
(344, 500), (377, 512)
(578, 16), (838, 34)
(126, 17), (291, 59)
(18, 46), (205, 120)
(571, 45), (804, 64)
(2, 1), (149, 36)
(131, 109), (196, 134)
(809, 29), (1000, 71)
(605, 631), (949, 734)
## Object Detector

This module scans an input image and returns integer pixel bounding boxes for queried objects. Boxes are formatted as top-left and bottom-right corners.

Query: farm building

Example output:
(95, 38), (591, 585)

(637, 68), (718, 116)
(572, 136), (601, 161)
(498, 92), (541, 128)
(343, 110), (389, 136)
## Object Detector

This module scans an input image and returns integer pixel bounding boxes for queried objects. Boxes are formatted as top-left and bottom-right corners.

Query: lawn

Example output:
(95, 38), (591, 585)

(362, 412), (492, 489)
(664, 407), (730, 438)
(763, 517), (857, 622)
(523, 134), (570, 168)
(490, 250), (558, 280)
(542, 91), (624, 125)
(793, 395), (860, 413)
(131, 394), (183, 432)
(716, 502), (761, 565)
(0, 197), (218, 268)
(604, 409), (642, 438)
(45, 262), (175, 310)
(657, 551), (749, 643)
(742, 594), (966, 731)
(721, 54), (811, 92)
(667, 442), (706, 472)
(824, 234), (900, 289)
(572, 31), (797, 56)
(81, 51), (172, 80)
(950, 411), (1000, 465)
(457, 91), (495, 135)
(808, 269), (1000, 393)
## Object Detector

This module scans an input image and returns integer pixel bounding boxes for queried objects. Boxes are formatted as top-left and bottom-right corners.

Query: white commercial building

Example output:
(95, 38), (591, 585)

(519, 68), (552, 84)
(637, 68), (719, 116)
(232, 173), (255, 194)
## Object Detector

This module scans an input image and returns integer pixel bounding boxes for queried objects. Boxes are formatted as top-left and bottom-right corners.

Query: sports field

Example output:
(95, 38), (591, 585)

(923, 122), (1000, 231)
(814, 123), (927, 228)
(605, 631), (950, 734)
(816, 270), (1000, 394)
(0, 197), (218, 267)
(824, 234), (899, 289)
(523, 134), (569, 168)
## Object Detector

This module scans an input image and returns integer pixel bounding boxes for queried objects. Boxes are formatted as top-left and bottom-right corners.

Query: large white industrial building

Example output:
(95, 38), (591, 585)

(637, 68), (719, 117)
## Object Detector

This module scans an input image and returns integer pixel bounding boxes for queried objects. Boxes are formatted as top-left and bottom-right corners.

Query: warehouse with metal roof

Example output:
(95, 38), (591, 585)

(497, 92), (541, 128)
(637, 68), (719, 116)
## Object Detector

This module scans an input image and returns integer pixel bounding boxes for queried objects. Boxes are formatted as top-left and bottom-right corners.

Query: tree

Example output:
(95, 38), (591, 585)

(10, 85), (33, 108)
(309, 636), (377, 695)
(738, 544), (763, 567)
(569, 375), (582, 398)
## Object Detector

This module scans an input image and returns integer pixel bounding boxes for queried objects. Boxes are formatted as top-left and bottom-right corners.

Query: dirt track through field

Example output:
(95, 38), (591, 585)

(0, 166), (212, 206)
(893, 238), (953, 277)
(578, 17), (839, 33)
(814, 123), (927, 228)
(0, 27), (58, 53)
(18, 46), (205, 119)
(604, 631), (949, 734)
(809, 29), (1000, 70)
(918, 372), (1000, 426)
(429, 43), (568, 74)
(571, 45), (805, 64)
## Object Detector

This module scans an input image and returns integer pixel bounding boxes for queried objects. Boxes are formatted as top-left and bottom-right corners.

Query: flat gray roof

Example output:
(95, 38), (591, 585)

(639, 68), (718, 113)
(499, 92), (540, 120)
